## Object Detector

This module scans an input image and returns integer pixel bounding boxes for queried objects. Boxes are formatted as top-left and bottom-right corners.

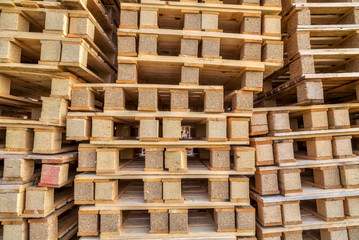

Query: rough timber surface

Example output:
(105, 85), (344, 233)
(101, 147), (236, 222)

(89, 140), (249, 147)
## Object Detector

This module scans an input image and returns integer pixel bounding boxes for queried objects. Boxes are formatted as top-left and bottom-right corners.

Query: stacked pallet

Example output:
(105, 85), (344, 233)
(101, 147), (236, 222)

(0, 0), (119, 238)
(251, 0), (359, 239)
(67, 0), (283, 239)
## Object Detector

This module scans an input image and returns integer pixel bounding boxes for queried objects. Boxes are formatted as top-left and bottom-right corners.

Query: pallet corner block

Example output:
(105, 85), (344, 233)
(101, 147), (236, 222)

(214, 208), (235, 232)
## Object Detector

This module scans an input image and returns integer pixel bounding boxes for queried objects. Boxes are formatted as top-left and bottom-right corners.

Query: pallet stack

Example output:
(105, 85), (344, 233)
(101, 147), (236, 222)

(0, 0), (119, 238)
(67, 0), (283, 239)
(251, 0), (359, 239)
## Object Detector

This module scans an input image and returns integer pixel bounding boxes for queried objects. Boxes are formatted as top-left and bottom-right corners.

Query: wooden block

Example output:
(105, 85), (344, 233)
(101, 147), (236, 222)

(250, 111), (268, 134)
(40, 97), (68, 125)
(279, 169), (302, 194)
(78, 146), (96, 171)
(162, 179), (182, 202)
(61, 42), (87, 66)
(262, 15), (281, 36)
(2, 220), (28, 240)
(104, 87), (125, 110)
(255, 170), (279, 195)
(181, 65), (199, 85)
(286, 31), (310, 60)
(231, 90), (253, 112)
(3, 158), (34, 182)
(66, 116), (91, 140)
(92, 117), (114, 139)
(274, 139), (295, 164)
(95, 180), (118, 202)
(235, 206), (255, 235)
(229, 177), (249, 202)
(78, 209), (99, 236)
(45, 11), (68, 34)
(306, 137), (333, 159)
(210, 148), (230, 170)
(0, 11), (30, 31)
(344, 197), (359, 218)
(118, 62), (138, 83)
(201, 37), (220, 58)
(29, 214), (57, 240)
(252, 140), (274, 166)
(257, 203), (282, 226)
(208, 178), (229, 201)
(316, 198), (345, 221)
(96, 148), (120, 173)
(240, 71), (263, 91)
(50, 75), (78, 99)
(320, 228), (348, 240)
(145, 147), (164, 171)
(118, 34), (137, 56)
(268, 111), (290, 133)
(33, 128), (62, 154)
(120, 9), (138, 28)
(282, 201), (302, 225)
(240, 40), (261, 61)
(40, 40), (61, 62)
(0, 184), (27, 215)
(296, 81), (323, 104)
(143, 179), (162, 202)
(314, 166), (341, 189)
(69, 17), (95, 39)
(75, 179), (94, 203)
(170, 90), (189, 111)
(302, 109), (328, 130)
(138, 34), (158, 55)
(138, 88), (157, 111)
(139, 119), (159, 140)
(100, 210), (122, 235)
(332, 136), (354, 158)
(214, 208), (235, 232)
(140, 8), (158, 28)
(169, 209), (188, 233)
(340, 165), (359, 188)
(228, 118), (249, 141)
(281, 231), (303, 240)
(201, 12), (219, 30)
(240, 15), (261, 34)
(206, 119), (227, 141)
(25, 186), (54, 215)
(149, 209), (168, 233)
(262, 41), (283, 62)
(183, 12), (201, 30)
(5, 128), (33, 152)
(39, 164), (69, 187)
(348, 226), (359, 240)
(233, 147), (255, 171)
(180, 38), (199, 57)
(162, 118), (182, 140)
(0, 40), (21, 62)
(0, 74), (11, 95)
(204, 90), (223, 112)
(290, 56), (315, 81)
(71, 87), (95, 110)
(328, 108), (350, 129)
(165, 148), (187, 171)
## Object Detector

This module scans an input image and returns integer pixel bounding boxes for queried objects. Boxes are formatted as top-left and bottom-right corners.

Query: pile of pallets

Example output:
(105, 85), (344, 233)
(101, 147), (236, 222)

(67, 0), (284, 239)
(0, 0), (119, 238)
(252, 0), (359, 239)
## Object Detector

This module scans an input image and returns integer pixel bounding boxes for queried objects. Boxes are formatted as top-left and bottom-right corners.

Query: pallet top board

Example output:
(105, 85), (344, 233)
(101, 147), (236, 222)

(76, 157), (254, 178)
(89, 140), (249, 147)
(119, 28), (281, 42)
(257, 156), (359, 170)
(251, 127), (359, 141)
(296, 26), (359, 37)
(0, 151), (77, 164)
(253, 102), (359, 113)
(91, 180), (249, 210)
(68, 110), (252, 120)
(0, 118), (64, 129)
(121, 1), (281, 14)
(251, 185), (359, 203)
(0, 94), (42, 109)
(257, 209), (359, 234)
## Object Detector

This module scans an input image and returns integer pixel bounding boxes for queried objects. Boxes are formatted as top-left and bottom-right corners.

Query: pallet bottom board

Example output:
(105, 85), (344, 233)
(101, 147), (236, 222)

(98, 211), (250, 239)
